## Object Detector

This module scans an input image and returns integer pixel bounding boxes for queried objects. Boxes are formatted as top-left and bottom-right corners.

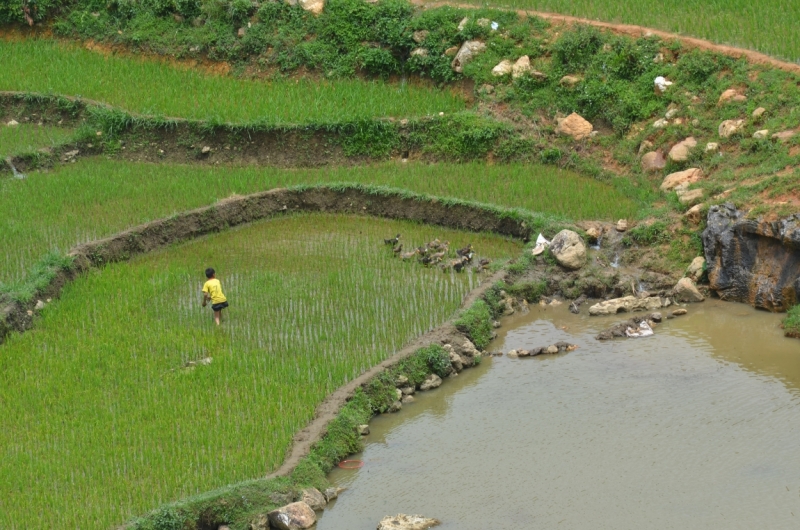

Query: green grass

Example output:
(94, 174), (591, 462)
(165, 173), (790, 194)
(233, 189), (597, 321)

(0, 159), (640, 284)
(0, 39), (465, 124)
(458, 0), (800, 63)
(783, 304), (800, 338)
(0, 213), (520, 529)
(0, 123), (73, 158)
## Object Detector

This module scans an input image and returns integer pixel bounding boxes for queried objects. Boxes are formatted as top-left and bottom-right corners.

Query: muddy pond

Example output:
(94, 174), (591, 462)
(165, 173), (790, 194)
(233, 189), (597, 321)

(316, 300), (800, 530)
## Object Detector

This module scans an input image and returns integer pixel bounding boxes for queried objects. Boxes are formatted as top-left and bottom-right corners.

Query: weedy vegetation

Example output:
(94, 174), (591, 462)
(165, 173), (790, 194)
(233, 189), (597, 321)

(0, 213), (520, 529)
(0, 123), (73, 158)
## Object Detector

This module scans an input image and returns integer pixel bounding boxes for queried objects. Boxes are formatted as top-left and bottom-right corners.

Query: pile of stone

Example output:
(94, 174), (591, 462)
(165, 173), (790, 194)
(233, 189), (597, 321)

(251, 486), (345, 530)
(506, 341), (578, 357)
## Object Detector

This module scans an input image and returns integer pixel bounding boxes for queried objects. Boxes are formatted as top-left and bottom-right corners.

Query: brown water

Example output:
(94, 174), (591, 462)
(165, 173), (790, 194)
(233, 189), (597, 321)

(316, 300), (800, 530)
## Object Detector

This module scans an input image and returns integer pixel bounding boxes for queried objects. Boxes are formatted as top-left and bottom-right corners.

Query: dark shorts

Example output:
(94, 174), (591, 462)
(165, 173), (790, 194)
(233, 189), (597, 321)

(211, 301), (229, 312)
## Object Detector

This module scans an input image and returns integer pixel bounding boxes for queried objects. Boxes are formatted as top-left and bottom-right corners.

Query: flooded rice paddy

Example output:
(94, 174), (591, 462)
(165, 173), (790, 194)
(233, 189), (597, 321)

(318, 299), (800, 530)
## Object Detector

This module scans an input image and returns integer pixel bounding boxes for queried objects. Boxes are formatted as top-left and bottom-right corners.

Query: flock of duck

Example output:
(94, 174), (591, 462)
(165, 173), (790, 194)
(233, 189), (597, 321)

(383, 234), (490, 272)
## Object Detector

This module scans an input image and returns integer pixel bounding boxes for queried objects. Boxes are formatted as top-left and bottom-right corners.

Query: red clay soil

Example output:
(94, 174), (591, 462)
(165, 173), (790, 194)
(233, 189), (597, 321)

(415, 1), (800, 75)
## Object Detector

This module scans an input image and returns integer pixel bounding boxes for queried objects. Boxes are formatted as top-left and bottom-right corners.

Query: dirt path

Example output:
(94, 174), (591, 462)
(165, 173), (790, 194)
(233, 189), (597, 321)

(414, 1), (800, 75)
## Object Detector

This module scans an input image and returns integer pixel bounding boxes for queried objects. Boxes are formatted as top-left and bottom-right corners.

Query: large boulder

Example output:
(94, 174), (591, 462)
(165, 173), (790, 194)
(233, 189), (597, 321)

(641, 151), (666, 172)
(292, 0), (325, 15)
(673, 277), (704, 302)
(549, 229), (587, 270)
(377, 514), (440, 530)
(667, 137), (697, 162)
(300, 488), (327, 511)
(267, 502), (316, 530)
(718, 119), (744, 138)
(491, 59), (513, 76)
(511, 55), (532, 78)
(661, 168), (703, 191)
(677, 187), (704, 206)
(451, 41), (486, 73)
(588, 296), (665, 316)
(556, 113), (593, 140)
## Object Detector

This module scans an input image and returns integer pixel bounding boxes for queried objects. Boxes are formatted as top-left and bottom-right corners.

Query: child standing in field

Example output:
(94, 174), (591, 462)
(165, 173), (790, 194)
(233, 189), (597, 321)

(201, 267), (228, 326)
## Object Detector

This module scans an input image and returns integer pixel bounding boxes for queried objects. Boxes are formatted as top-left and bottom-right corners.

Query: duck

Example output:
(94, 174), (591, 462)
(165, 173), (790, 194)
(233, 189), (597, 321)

(384, 234), (400, 245)
(392, 243), (403, 254)
(456, 244), (473, 257)
(400, 249), (419, 260)
(427, 238), (442, 249)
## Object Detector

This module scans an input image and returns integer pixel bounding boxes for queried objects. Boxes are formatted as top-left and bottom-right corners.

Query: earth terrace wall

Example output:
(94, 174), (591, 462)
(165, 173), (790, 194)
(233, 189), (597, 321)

(0, 183), (546, 344)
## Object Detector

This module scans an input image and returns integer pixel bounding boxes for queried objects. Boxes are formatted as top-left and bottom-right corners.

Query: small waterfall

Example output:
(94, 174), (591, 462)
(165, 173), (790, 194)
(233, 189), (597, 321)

(5, 158), (25, 179)
(610, 253), (620, 268)
(590, 234), (603, 251)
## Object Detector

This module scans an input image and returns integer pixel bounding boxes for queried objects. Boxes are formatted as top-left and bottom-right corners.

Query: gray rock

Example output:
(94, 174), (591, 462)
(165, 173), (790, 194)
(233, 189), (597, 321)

(267, 502), (316, 530)
(616, 219), (628, 232)
(752, 107), (766, 118)
(673, 277), (704, 302)
(395, 375), (408, 387)
(545, 345), (559, 354)
(388, 400), (403, 413)
(668, 137), (697, 162)
(511, 55), (531, 78)
(419, 374), (442, 391)
(201, 146), (212, 154)
(377, 514), (441, 530)
(451, 41), (486, 73)
(400, 386), (415, 395)
(401, 394), (415, 404)
(549, 229), (587, 270)
(357, 424), (370, 436)
(559, 75), (581, 87)
(491, 59), (513, 76)
(412, 30), (429, 44)
(34, 300), (45, 311)
(753, 129), (769, 140)
(661, 168), (702, 191)
(410, 48), (428, 58)
(324, 487), (345, 502)
(672, 308), (688, 316)
(301, 488), (327, 511)
(705, 142), (719, 152)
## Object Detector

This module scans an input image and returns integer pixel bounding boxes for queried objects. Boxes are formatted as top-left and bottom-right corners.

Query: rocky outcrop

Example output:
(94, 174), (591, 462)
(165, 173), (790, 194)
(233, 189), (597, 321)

(556, 113), (593, 140)
(549, 229), (587, 270)
(419, 374), (442, 391)
(377, 514), (440, 530)
(641, 151), (666, 172)
(506, 342), (577, 357)
(588, 296), (665, 316)
(267, 502), (316, 530)
(702, 203), (800, 311)
(595, 312), (663, 340)
(660, 168), (702, 191)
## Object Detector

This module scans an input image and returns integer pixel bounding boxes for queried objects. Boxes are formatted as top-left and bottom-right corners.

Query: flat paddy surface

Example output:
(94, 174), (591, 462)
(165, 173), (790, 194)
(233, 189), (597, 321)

(0, 39), (465, 123)
(0, 159), (638, 284)
(0, 214), (520, 529)
(319, 300), (800, 529)
(0, 123), (73, 158)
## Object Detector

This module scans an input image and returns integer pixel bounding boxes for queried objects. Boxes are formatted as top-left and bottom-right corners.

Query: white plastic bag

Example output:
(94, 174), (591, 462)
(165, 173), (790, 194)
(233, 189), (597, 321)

(531, 233), (551, 256)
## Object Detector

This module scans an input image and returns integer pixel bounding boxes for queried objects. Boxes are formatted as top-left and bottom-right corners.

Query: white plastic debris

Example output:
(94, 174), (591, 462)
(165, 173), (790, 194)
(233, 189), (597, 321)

(654, 76), (673, 93)
(531, 233), (551, 256)
(625, 320), (654, 338)
(491, 21), (499, 30)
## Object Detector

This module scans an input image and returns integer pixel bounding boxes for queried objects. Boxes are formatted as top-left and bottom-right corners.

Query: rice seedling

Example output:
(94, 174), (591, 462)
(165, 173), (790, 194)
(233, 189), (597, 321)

(0, 213), (520, 529)
(0, 123), (73, 158)
(456, 0), (800, 63)
(0, 40), (465, 124)
(0, 159), (640, 284)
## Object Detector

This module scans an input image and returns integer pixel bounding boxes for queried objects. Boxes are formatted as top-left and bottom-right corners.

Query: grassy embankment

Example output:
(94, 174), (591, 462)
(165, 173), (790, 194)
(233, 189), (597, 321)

(0, 39), (465, 124)
(0, 213), (520, 529)
(0, 123), (73, 158)
(457, 0), (800, 63)
(0, 159), (639, 286)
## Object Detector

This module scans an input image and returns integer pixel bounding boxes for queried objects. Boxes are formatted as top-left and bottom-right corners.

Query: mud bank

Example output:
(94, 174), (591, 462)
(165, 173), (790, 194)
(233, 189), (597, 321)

(0, 184), (539, 343)
(703, 203), (800, 311)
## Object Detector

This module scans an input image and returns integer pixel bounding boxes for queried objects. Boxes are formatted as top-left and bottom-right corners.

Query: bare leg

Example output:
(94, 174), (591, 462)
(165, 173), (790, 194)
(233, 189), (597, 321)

(214, 310), (221, 326)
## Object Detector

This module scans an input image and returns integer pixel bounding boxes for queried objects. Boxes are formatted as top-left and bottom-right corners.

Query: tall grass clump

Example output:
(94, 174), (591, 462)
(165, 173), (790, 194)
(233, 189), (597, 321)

(0, 159), (639, 284)
(0, 213), (520, 529)
(0, 39), (465, 124)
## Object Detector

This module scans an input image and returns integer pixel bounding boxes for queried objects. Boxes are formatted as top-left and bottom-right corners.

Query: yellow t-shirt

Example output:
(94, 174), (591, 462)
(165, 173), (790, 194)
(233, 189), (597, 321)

(202, 279), (227, 304)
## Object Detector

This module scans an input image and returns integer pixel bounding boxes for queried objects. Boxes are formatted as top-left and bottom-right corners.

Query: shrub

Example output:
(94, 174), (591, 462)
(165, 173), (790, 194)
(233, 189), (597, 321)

(454, 300), (493, 349)
(783, 305), (800, 338)
(622, 220), (671, 247)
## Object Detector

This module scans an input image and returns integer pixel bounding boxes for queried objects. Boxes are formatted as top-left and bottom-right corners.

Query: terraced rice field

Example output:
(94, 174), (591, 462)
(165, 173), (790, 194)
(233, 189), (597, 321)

(0, 213), (519, 529)
(0, 123), (73, 158)
(0, 159), (640, 285)
(0, 40), (465, 124)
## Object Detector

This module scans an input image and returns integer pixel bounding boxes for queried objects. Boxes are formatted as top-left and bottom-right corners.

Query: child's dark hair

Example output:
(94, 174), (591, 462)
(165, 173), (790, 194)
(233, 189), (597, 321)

(205, 267), (215, 279)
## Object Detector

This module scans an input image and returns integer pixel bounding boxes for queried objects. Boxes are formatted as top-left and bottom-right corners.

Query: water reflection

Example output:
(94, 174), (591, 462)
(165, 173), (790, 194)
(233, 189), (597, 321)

(317, 301), (800, 530)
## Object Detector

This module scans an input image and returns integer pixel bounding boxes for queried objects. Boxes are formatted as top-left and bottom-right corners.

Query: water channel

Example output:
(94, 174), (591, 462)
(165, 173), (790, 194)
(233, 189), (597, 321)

(316, 300), (800, 530)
